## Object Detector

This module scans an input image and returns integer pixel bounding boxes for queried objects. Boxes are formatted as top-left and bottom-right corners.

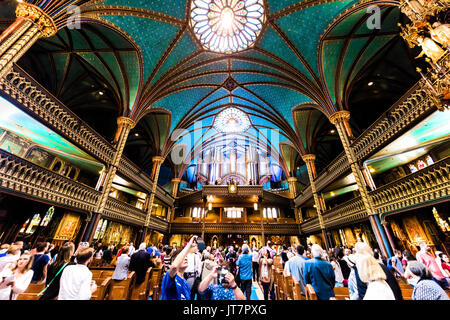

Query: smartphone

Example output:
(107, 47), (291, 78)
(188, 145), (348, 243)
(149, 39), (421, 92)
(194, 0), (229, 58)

(217, 267), (229, 284)
(196, 238), (206, 252)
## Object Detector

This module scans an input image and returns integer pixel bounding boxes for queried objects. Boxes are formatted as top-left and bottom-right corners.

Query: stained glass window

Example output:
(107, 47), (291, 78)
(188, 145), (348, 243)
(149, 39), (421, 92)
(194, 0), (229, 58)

(432, 207), (450, 232)
(191, 0), (265, 53)
(93, 218), (103, 240)
(214, 107), (251, 133)
(25, 214), (41, 234)
(41, 206), (54, 227)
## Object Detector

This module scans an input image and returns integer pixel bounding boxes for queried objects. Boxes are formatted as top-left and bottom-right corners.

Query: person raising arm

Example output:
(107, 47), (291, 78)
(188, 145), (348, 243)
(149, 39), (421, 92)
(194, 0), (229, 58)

(198, 266), (246, 300)
(161, 236), (198, 300)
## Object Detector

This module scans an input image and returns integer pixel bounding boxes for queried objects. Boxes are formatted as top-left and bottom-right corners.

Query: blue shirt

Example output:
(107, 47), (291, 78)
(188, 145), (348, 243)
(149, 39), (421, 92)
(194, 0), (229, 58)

(201, 284), (236, 300)
(236, 253), (253, 280)
(288, 254), (307, 295)
(304, 257), (335, 300)
(161, 273), (191, 300)
(146, 247), (154, 257)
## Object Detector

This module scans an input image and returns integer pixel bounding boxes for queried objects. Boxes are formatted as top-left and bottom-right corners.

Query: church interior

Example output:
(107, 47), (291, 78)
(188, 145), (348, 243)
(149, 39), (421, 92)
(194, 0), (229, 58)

(0, 0), (449, 301)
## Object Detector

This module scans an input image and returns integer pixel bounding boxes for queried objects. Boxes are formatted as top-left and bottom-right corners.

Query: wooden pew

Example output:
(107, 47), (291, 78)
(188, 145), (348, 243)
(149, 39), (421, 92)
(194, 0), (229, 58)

(333, 287), (349, 300)
(292, 280), (306, 300)
(148, 268), (162, 299)
(283, 275), (294, 300)
(23, 283), (45, 294)
(273, 269), (285, 300)
(305, 284), (317, 300)
(91, 277), (112, 300)
(401, 288), (413, 300)
(16, 293), (40, 300)
(108, 271), (136, 300)
(130, 267), (152, 300)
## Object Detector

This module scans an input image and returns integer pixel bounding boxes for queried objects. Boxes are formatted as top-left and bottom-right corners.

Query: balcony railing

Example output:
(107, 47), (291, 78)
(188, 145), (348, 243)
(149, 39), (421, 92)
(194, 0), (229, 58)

(0, 65), (174, 206)
(0, 149), (169, 230)
(295, 79), (435, 207)
(299, 156), (450, 234)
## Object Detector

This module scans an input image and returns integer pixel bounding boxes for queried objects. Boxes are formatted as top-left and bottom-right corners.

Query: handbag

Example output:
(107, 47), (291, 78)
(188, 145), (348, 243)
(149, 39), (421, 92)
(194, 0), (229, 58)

(37, 262), (69, 297)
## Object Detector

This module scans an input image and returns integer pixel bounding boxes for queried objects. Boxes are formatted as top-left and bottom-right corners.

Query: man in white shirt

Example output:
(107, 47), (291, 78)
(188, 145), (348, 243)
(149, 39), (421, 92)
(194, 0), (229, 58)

(58, 247), (97, 300)
(184, 247), (202, 300)
(251, 247), (260, 282)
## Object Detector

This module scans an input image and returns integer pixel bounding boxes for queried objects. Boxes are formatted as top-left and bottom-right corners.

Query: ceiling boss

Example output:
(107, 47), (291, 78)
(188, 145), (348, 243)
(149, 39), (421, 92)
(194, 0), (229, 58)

(190, 0), (265, 53)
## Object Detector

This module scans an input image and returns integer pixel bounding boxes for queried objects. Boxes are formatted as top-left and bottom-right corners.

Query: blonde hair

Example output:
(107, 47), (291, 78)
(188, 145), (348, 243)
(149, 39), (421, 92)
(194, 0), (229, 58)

(7, 244), (20, 255)
(356, 254), (386, 283)
(12, 252), (34, 273)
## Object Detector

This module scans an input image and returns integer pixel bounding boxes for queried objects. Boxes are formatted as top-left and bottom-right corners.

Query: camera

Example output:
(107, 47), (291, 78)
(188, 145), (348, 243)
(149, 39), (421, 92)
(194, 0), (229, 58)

(195, 237), (206, 252)
(217, 267), (229, 284)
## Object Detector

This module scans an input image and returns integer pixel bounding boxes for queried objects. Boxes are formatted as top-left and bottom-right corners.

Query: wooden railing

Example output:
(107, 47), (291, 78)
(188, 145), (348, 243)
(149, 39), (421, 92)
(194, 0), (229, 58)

(300, 157), (450, 234)
(0, 65), (174, 206)
(295, 79), (435, 207)
(0, 149), (170, 229)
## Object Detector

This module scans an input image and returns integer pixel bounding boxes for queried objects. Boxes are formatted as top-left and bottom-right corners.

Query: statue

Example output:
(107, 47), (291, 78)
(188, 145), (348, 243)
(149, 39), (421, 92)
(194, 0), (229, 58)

(416, 36), (446, 63)
(430, 22), (450, 48)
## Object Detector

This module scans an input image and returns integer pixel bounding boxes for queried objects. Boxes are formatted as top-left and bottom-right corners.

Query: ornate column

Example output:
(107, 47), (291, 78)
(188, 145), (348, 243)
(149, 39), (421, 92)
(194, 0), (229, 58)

(287, 177), (298, 199)
(302, 154), (330, 250)
(258, 196), (265, 244)
(381, 220), (397, 253)
(329, 111), (391, 257)
(84, 117), (135, 243)
(0, 2), (57, 79)
(96, 117), (136, 213)
(142, 156), (165, 239)
(201, 197), (207, 239)
(171, 178), (181, 198)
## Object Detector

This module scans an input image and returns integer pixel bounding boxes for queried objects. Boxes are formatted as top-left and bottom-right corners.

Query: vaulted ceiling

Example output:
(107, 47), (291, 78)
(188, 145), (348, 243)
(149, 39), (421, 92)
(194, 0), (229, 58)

(0, 0), (423, 184)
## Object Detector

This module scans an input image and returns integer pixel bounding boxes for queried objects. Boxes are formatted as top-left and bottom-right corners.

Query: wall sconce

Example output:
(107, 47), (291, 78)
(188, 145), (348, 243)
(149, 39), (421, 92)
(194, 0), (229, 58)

(254, 203), (258, 210)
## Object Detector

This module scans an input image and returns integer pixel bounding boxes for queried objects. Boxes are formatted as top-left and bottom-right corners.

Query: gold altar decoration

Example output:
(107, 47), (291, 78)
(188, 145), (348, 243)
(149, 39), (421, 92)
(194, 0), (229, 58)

(53, 212), (81, 241)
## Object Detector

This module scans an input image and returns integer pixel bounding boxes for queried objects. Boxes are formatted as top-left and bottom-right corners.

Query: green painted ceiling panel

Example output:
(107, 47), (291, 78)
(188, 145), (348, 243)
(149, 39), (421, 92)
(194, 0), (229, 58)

(99, 52), (127, 103)
(244, 84), (312, 128)
(277, 0), (357, 75)
(322, 40), (343, 104)
(119, 51), (141, 110)
(327, 8), (367, 38)
(339, 37), (369, 98)
(154, 86), (217, 131)
(268, 0), (303, 14)
(103, 15), (180, 83)
(70, 30), (92, 50)
(258, 26), (313, 80)
(53, 54), (70, 89)
(349, 35), (393, 83)
(103, 0), (187, 19)
(151, 32), (199, 86)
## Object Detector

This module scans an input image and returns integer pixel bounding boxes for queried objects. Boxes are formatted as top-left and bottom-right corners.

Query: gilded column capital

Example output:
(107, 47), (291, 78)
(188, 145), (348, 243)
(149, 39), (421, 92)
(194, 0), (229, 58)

(302, 154), (316, 163)
(329, 110), (350, 125)
(117, 116), (136, 129)
(171, 178), (181, 183)
(152, 156), (165, 164)
(287, 177), (297, 182)
(15, 2), (57, 38)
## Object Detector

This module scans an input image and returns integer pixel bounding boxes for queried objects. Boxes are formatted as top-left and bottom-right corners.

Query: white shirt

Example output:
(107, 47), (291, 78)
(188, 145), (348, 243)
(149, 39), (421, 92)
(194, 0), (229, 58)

(58, 264), (93, 300)
(0, 255), (20, 273)
(185, 253), (201, 275)
(363, 280), (395, 300)
(0, 268), (34, 300)
(252, 251), (259, 262)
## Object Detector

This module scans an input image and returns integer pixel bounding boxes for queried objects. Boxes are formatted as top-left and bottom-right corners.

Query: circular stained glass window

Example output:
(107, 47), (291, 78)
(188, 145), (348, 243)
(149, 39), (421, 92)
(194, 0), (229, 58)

(190, 0), (265, 53)
(214, 107), (251, 133)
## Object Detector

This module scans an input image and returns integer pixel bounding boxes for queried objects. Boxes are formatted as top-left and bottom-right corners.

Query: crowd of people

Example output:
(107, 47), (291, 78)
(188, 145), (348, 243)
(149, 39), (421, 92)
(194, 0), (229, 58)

(0, 237), (448, 300)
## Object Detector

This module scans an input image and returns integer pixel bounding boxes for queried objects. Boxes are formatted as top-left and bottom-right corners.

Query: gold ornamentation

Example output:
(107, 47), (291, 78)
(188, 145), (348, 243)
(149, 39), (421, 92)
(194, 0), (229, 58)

(15, 2), (57, 38)
(302, 154), (316, 163)
(328, 110), (350, 124)
(117, 116), (136, 129)
(152, 155), (165, 163)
